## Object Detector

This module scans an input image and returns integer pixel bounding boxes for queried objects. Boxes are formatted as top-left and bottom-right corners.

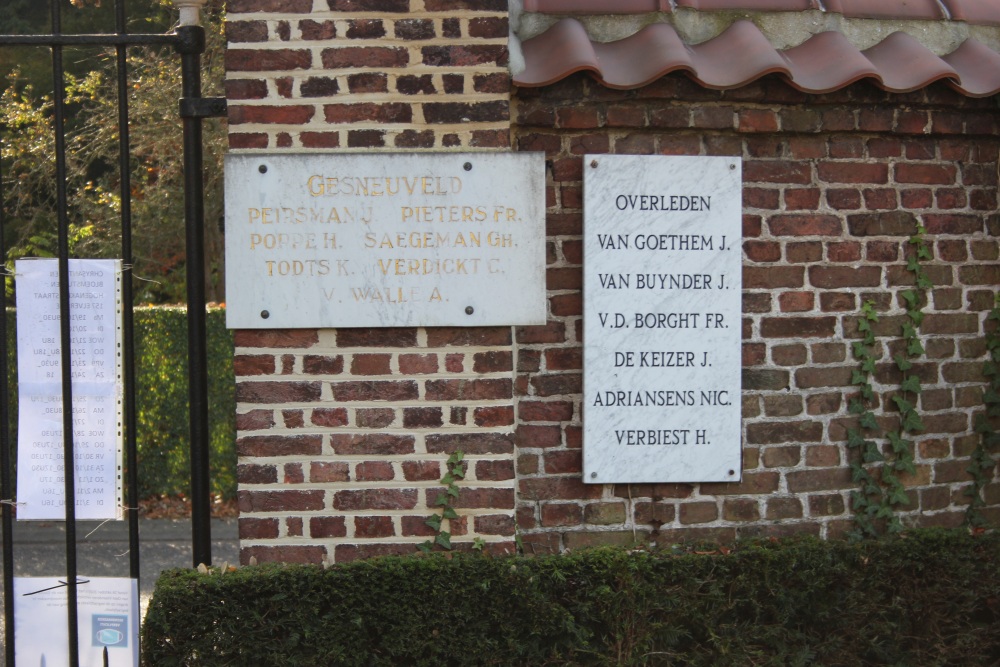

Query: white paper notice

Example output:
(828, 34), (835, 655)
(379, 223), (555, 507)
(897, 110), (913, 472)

(15, 259), (123, 520)
(14, 577), (139, 667)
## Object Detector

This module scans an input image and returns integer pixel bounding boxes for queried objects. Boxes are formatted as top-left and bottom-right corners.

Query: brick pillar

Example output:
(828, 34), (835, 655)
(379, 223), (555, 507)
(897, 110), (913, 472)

(225, 0), (516, 564)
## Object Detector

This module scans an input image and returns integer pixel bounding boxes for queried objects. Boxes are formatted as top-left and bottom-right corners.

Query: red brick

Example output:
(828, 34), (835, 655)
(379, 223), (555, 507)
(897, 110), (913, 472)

(236, 409), (275, 431)
(760, 316), (836, 338)
(238, 463), (277, 485)
(329, 433), (415, 456)
(818, 161), (888, 184)
(474, 406), (515, 427)
(679, 502), (718, 524)
(475, 460), (515, 482)
(743, 160), (811, 184)
(309, 408), (346, 427)
(237, 435), (322, 457)
(426, 432), (515, 455)
(310, 462), (350, 483)
(399, 461), (439, 482)
(520, 477), (603, 501)
(333, 381), (418, 402)
(309, 517), (347, 539)
(541, 503), (583, 527)
(322, 47), (408, 68)
(241, 545), (326, 566)
(234, 329), (317, 349)
(283, 463), (304, 484)
(768, 215), (842, 236)
(426, 378), (511, 401)
(334, 489), (417, 511)
(229, 105), (315, 125)
(354, 516), (394, 538)
(778, 291), (813, 312)
(355, 461), (395, 482)
(809, 266), (881, 288)
(239, 490), (325, 513)
(239, 518), (279, 540)
(475, 514), (516, 536)
(895, 163), (956, 185)
(226, 49), (311, 71)
(738, 109), (778, 132)
(516, 424), (562, 448)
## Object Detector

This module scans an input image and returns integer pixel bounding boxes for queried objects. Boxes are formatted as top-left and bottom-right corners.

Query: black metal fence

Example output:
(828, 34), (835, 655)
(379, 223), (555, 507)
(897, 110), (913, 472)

(0, 0), (224, 663)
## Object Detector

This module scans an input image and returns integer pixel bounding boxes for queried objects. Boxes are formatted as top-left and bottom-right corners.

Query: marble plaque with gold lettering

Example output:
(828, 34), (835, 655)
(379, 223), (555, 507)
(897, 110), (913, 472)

(224, 153), (546, 328)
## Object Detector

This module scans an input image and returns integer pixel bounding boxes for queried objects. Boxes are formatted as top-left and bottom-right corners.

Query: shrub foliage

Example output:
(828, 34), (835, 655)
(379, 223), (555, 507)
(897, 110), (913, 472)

(142, 530), (1000, 666)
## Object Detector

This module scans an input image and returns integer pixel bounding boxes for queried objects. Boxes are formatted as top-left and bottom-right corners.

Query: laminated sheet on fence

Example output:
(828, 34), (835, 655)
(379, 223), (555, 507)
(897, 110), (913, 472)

(15, 258), (124, 521)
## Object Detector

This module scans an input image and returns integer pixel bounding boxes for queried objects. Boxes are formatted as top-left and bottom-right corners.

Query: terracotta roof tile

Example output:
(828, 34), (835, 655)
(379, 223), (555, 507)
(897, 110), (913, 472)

(675, 0), (818, 10)
(523, 0), (668, 14)
(823, 0), (945, 20)
(942, 0), (1000, 25)
(940, 38), (1000, 96)
(514, 18), (1000, 97)
(860, 31), (957, 92)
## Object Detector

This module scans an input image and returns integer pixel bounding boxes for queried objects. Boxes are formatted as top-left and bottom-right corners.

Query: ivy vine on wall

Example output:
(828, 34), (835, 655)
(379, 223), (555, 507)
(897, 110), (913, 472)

(846, 225), (932, 538)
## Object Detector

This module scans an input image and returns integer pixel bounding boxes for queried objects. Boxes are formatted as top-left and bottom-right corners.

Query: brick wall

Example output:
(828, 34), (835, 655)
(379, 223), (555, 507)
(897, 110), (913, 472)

(512, 75), (1000, 551)
(226, 0), (517, 564)
(226, 0), (1000, 563)
(225, 0), (509, 152)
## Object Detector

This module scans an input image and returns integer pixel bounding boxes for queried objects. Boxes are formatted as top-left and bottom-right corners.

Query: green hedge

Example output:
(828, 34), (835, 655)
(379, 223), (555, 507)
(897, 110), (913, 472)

(5, 307), (235, 500)
(142, 530), (1000, 666)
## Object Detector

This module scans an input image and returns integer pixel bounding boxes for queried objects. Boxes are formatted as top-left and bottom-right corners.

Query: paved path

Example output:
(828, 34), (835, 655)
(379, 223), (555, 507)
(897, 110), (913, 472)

(0, 517), (239, 662)
(7, 517), (239, 607)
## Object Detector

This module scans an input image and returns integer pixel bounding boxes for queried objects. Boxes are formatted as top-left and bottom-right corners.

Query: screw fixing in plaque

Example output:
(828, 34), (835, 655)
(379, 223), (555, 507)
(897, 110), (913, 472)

(590, 160), (598, 168)
(258, 164), (267, 174)
(463, 162), (472, 171)
(465, 306), (474, 315)
(260, 310), (270, 319)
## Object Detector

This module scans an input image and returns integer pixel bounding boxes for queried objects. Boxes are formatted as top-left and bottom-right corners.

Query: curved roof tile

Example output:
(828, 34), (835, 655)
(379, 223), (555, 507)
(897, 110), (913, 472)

(514, 18), (1000, 96)
(523, 0), (1000, 24)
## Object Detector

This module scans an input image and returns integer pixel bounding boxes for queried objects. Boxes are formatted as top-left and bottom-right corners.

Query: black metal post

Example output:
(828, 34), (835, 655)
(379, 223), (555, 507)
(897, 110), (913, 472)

(113, 0), (142, 585)
(50, 0), (81, 662)
(0, 95), (16, 667)
(176, 24), (212, 568)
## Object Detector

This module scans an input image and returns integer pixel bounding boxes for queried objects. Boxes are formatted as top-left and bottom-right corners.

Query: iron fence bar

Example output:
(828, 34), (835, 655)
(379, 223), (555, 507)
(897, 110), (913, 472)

(177, 24), (212, 568)
(0, 105), (16, 667)
(113, 0), (142, 586)
(50, 0), (82, 661)
(0, 34), (178, 46)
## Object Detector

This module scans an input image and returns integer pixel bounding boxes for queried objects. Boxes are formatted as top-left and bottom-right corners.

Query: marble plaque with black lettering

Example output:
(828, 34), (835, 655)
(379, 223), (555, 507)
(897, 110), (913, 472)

(584, 155), (742, 483)
(224, 153), (546, 329)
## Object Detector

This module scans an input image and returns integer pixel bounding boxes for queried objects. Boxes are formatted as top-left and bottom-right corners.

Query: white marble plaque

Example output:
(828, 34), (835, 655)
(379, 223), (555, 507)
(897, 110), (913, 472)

(584, 155), (742, 483)
(225, 153), (546, 329)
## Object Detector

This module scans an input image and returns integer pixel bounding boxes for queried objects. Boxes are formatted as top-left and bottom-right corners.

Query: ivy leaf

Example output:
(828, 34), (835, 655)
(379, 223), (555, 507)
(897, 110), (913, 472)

(418, 541), (433, 554)
(440, 473), (455, 486)
(889, 486), (910, 506)
(442, 507), (459, 520)
(892, 395), (913, 414)
(452, 466), (466, 480)
(906, 338), (925, 356)
(908, 309), (925, 327)
(863, 445), (884, 463)
(901, 289), (918, 307)
(434, 493), (449, 507)
(447, 451), (465, 466)
(851, 369), (869, 386)
(447, 484), (461, 498)
(425, 514), (443, 531)
(893, 354), (912, 372)
(861, 358), (876, 374)
(902, 411), (924, 432)
(435, 532), (452, 550)
(899, 376), (922, 394)
(901, 321), (917, 339)
(860, 412), (878, 430)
